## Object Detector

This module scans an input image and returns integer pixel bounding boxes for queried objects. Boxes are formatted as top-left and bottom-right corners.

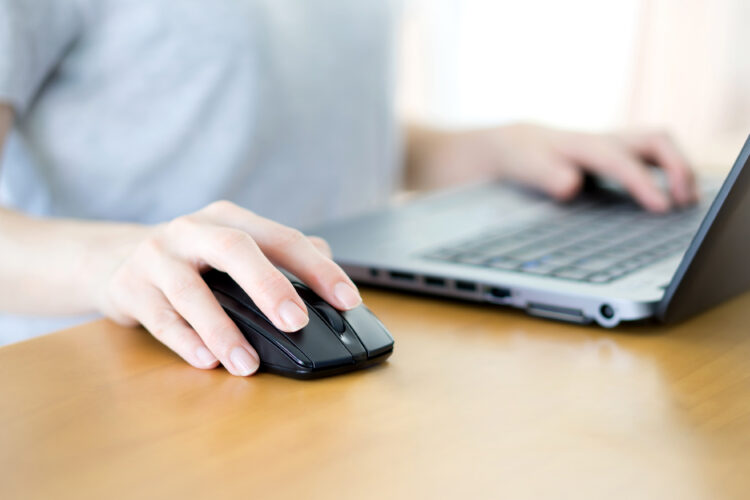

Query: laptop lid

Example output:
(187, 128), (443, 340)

(657, 136), (750, 323)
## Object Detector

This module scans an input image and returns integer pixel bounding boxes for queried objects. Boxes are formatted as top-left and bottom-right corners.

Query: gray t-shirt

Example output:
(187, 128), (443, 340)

(0, 0), (402, 342)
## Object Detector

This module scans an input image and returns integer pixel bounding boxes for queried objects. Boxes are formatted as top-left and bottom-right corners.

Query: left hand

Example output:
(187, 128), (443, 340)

(462, 123), (699, 212)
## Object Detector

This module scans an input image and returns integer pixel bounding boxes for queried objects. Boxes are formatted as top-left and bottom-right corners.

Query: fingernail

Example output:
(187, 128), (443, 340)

(334, 282), (362, 309)
(230, 347), (259, 376)
(278, 300), (308, 331)
(195, 346), (218, 367)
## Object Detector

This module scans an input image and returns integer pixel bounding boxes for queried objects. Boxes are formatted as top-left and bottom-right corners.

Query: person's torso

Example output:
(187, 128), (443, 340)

(0, 0), (402, 229)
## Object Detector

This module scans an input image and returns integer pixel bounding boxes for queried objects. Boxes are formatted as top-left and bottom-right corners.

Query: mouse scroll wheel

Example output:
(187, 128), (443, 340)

(292, 284), (347, 333)
(312, 302), (347, 333)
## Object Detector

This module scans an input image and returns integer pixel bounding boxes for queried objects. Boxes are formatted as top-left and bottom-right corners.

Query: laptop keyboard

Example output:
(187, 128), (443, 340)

(423, 197), (707, 284)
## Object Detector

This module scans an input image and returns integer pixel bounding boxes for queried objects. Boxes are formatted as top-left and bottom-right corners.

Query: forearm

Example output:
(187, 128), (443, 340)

(404, 124), (497, 190)
(0, 105), (147, 315)
(0, 208), (149, 315)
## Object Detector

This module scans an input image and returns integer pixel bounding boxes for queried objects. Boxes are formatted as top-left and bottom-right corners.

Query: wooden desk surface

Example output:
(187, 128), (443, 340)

(1, 289), (749, 500)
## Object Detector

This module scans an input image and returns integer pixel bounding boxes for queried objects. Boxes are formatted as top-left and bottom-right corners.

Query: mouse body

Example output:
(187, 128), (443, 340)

(203, 269), (394, 379)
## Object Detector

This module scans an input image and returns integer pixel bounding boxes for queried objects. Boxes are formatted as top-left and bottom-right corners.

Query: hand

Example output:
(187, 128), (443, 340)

(469, 124), (699, 212)
(94, 201), (361, 376)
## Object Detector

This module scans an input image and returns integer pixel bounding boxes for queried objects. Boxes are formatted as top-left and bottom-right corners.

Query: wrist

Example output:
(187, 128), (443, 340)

(79, 222), (153, 315)
(406, 124), (513, 190)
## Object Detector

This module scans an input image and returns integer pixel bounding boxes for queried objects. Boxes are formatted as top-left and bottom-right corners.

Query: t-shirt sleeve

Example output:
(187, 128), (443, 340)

(0, 0), (83, 115)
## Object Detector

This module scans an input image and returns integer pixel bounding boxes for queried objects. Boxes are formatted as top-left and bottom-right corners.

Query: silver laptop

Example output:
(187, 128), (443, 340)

(310, 137), (750, 327)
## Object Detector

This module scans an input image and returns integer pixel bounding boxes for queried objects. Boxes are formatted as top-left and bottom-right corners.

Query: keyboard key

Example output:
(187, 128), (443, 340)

(587, 272), (614, 283)
(553, 267), (591, 280)
(572, 255), (621, 272)
(454, 253), (490, 265)
(541, 252), (576, 266)
(486, 257), (520, 270)
(521, 262), (561, 275)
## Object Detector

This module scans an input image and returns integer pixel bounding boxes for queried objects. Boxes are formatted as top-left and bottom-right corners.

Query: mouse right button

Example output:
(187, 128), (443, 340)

(341, 305), (394, 358)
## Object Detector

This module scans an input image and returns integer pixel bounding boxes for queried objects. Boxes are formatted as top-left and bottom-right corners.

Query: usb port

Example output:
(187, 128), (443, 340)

(455, 280), (477, 292)
(389, 271), (416, 281)
(424, 276), (446, 287)
(487, 287), (511, 299)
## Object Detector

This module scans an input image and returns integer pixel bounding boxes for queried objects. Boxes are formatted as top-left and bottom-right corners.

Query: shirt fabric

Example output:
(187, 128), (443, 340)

(0, 0), (402, 343)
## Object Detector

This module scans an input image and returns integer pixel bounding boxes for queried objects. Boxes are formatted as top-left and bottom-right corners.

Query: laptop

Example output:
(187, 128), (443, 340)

(310, 136), (750, 327)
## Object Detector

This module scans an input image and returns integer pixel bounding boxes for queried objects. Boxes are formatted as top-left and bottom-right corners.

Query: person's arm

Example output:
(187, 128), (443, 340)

(405, 125), (497, 190)
(0, 103), (361, 376)
(0, 103), (9, 153)
(405, 122), (699, 213)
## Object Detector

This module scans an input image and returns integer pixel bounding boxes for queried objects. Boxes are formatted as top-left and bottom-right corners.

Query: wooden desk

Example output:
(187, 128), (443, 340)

(1, 289), (749, 500)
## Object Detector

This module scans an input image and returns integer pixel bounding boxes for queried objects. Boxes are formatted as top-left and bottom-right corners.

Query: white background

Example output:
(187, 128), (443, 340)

(398, 0), (750, 170)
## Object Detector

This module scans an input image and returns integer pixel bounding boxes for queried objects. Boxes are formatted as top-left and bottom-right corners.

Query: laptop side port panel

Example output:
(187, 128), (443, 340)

(350, 267), (507, 302)
(526, 302), (593, 325)
(346, 266), (626, 327)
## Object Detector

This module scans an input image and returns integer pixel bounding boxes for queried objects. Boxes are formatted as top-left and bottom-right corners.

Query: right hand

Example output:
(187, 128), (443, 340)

(94, 201), (362, 376)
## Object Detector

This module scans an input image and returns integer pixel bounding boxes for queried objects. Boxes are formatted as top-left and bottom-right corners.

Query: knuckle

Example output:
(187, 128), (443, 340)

(201, 319), (240, 351)
(308, 235), (330, 249)
(204, 200), (239, 217)
(149, 307), (183, 339)
(308, 236), (333, 258)
(270, 227), (305, 249)
(167, 215), (199, 236)
(213, 228), (252, 254)
(134, 237), (165, 261)
(168, 273), (203, 301)
(254, 269), (291, 299)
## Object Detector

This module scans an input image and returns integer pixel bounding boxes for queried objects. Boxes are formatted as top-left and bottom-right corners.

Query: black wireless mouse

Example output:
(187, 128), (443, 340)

(202, 269), (394, 379)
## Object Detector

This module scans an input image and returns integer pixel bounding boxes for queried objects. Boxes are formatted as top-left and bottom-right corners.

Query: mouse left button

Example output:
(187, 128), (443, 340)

(203, 270), (266, 318)
(212, 289), (314, 369)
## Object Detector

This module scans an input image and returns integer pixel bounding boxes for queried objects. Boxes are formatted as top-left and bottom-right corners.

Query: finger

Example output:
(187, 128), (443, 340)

(248, 223), (361, 311)
(197, 203), (361, 310)
(505, 155), (584, 201)
(570, 140), (671, 212)
(623, 132), (698, 206)
(140, 240), (261, 376)
(165, 217), (310, 332)
(130, 284), (219, 370)
(308, 236), (333, 259)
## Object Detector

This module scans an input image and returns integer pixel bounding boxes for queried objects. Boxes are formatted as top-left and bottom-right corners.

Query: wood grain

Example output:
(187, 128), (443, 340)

(1, 289), (749, 500)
